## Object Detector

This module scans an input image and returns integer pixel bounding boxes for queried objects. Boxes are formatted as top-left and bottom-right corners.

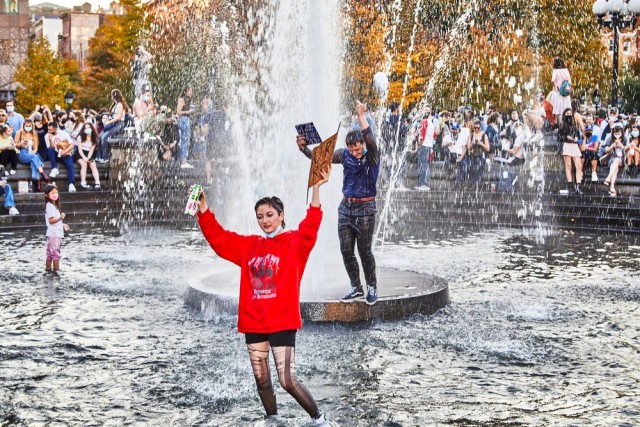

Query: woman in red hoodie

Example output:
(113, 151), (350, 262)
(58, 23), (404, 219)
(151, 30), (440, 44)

(196, 167), (334, 426)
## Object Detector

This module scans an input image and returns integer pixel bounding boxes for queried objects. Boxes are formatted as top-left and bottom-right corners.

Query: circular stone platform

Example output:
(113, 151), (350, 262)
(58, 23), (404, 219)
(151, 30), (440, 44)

(186, 267), (449, 322)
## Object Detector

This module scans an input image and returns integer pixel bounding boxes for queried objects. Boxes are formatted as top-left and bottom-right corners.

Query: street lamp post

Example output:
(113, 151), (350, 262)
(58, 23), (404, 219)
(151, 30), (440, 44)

(64, 90), (74, 112)
(593, 0), (640, 107)
(593, 89), (602, 112)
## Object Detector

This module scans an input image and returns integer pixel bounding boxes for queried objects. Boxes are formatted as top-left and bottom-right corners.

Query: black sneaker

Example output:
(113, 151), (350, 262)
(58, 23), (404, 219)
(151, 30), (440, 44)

(365, 287), (378, 305)
(340, 287), (364, 303)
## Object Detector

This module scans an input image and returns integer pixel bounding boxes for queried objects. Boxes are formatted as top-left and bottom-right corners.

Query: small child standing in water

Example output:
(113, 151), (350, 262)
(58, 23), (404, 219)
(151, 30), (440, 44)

(44, 184), (69, 274)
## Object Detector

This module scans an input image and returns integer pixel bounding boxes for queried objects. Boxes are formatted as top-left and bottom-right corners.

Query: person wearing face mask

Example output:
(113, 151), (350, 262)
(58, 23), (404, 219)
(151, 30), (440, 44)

(603, 123), (627, 196)
(14, 119), (50, 192)
(76, 123), (101, 189)
(558, 107), (583, 195)
(195, 168), (336, 427)
(133, 84), (154, 131)
(4, 101), (23, 139)
(580, 124), (601, 183)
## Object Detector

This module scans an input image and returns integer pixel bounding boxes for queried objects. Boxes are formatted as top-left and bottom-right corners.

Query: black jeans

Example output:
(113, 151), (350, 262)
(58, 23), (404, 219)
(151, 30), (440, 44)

(338, 202), (377, 290)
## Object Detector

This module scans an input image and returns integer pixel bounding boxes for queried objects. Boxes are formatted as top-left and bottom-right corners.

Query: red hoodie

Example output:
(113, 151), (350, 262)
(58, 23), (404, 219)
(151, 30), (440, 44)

(197, 206), (322, 333)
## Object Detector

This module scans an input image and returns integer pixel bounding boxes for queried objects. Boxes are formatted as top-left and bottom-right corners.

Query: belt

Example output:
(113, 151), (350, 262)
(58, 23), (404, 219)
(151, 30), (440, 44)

(343, 197), (375, 203)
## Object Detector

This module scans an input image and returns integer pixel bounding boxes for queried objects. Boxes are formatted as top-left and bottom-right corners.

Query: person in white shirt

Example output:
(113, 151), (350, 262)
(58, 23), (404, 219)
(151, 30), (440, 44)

(44, 184), (70, 275)
(417, 106), (440, 190)
(45, 123), (76, 192)
(442, 122), (467, 187)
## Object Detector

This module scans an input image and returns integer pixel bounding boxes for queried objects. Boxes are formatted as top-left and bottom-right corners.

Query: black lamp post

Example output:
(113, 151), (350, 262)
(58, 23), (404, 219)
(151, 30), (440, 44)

(64, 90), (74, 112)
(593, 89), (602, 111)
(593, 0), (640, 107)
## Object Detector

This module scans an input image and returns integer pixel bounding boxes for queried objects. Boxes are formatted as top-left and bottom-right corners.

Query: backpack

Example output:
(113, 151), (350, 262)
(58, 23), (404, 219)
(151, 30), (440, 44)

(559, 80), (572, 97)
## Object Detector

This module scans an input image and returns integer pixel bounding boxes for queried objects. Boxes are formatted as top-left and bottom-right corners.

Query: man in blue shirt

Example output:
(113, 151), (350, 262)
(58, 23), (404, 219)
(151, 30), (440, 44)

(297, 101), (380, 305)
(580, 124), (600, 183)
(5, 101), (24, 138)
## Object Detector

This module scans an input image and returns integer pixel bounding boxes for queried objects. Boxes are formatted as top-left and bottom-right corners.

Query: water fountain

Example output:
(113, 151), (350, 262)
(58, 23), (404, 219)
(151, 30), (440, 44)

(184, 0), (450, 322)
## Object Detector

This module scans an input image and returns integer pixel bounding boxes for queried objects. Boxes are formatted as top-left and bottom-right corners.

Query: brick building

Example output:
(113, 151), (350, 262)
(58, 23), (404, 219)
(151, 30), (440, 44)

(0, 0), (30, 103)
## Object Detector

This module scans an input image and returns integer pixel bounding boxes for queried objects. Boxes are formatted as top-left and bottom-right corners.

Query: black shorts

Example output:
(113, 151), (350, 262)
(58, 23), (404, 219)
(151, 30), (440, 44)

(583, 151), (599, 162)
(245, 330), (296, 347)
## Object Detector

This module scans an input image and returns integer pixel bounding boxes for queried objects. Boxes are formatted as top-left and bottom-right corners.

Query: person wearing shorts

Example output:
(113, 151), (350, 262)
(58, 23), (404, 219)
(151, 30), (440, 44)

(196, 167), (335, 426)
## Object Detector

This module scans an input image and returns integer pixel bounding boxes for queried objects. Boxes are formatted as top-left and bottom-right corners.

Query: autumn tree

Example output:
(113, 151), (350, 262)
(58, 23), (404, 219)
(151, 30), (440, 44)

(77, 0), (148, 109)
(14, 36), (72, 112)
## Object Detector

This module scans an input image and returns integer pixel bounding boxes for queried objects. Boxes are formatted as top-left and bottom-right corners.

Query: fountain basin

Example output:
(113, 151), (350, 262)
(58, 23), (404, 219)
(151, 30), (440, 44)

(186, 267), (449, 322)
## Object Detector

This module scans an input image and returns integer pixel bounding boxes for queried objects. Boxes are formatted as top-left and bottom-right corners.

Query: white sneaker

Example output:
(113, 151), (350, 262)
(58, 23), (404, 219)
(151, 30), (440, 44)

(180, 162), (194, 169)
(9, 169), (16, 175)
(591, 172), (598, 182)
(416, 185), (431, 191)
(314, 413), (336, 426)
(68, 183), (76, 192)
(8, 207), (19, 215)
(49, 168), (59, 178)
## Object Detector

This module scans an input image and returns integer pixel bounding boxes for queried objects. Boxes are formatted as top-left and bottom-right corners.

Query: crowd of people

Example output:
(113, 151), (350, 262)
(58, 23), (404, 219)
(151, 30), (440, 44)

(381, 57), (639, 197)
(0, 82), (229, 215)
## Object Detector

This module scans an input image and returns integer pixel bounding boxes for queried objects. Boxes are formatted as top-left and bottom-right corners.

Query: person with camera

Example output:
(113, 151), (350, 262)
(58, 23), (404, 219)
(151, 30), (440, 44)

(602, 122), (627, 197)
(580, 124), (601, 183)
(297, 100), (380, 305)
(467, 120), (490, 188)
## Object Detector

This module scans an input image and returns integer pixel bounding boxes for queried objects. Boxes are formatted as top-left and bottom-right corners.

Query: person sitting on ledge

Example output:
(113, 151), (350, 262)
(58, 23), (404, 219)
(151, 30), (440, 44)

(602, 122), (626, 197)
(0, 178), (19, 215)
(45, 122), (76, 193)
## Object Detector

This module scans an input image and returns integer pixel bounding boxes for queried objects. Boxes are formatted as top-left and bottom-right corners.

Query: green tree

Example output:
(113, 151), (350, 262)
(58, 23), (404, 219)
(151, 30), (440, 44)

(77, 0), (148, 109)
(14, 36), (71, 112)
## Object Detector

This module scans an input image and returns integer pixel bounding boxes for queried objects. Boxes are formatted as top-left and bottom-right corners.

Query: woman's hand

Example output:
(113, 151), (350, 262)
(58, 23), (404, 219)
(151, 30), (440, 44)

(60, 213), (66, 220)
(355, 100), (367, 116)
(191, 186), (208, 214)
(313, 165), (331, 188)
(63, 224), (70, 232)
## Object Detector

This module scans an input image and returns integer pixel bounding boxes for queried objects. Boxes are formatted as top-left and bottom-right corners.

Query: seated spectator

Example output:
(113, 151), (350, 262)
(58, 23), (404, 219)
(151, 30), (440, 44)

(14, 120), (50, 192)
(625, 125), (640, 177)
(5, 100), (23, 138)
(45, 122), (76, 192)
(580, 124), (600, 183)
(602, 123), (626, 197)
(66, 110), (86, 142)
(76, 123), (101, 189)
(32, 113), (50, 166)
(0, 178), (19, 215)
(133, 83), (154, 131)
(159, 109), (178, 161)
(0, 123), (18, 175)
(97, 89), (129, 163)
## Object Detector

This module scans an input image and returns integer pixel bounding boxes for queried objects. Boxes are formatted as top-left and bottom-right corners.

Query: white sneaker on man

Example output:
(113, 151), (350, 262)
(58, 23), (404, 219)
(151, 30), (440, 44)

(8, 207), (19, 215)
(68, 183), (76, 192)
(591, 172), (598, 182)
(180, 162), (194, 169)
(49, 168), (59, 178)
(313, 413), (336, 426)
(9, 170), (16, 175)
